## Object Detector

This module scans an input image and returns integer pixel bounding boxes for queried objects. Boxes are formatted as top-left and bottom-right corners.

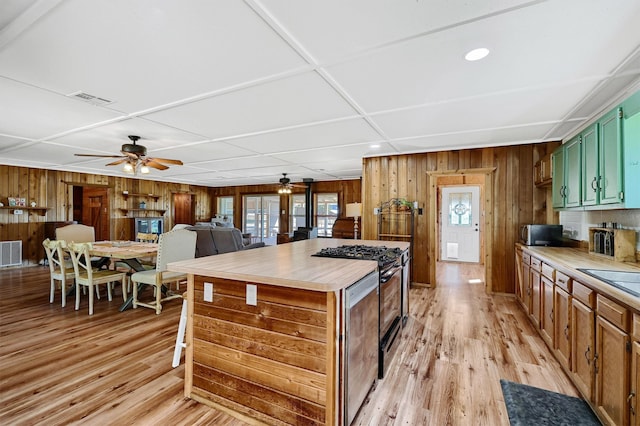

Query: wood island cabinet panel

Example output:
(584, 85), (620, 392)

(595, 315), (630, 426)
(554, 286), (571, 371)
(523, 262), (531, 315)
(189, 275), (334, 425)
(571, 297), (595, 401)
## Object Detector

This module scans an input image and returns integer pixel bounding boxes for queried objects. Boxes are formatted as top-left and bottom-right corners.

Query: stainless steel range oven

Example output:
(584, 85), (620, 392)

(313, 244), (404, 380)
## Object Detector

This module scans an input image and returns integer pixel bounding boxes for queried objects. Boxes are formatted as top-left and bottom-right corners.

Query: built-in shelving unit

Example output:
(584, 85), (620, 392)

(119, 192), (164, 216)
(377, 199), (416, 280)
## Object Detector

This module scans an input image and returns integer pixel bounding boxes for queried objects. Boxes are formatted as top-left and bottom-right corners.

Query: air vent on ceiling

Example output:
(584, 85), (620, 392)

(67, 91), (113, 106)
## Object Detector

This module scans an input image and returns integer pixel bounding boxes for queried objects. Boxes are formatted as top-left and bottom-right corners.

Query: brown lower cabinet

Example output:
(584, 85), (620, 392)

(516, 246), (637, 426)
(595, 295), (631, 426)
(554, 285), (571, 370)
(632, 316), (640, 425)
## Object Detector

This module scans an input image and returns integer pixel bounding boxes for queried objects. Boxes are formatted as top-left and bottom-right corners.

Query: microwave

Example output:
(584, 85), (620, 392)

(520, 224), (563, 246)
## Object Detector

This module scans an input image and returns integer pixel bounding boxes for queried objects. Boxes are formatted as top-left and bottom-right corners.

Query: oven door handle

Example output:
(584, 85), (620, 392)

(380, 265), (402, 283)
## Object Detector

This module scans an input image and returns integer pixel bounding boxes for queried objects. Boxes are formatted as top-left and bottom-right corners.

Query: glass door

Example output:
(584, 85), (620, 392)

(243, 195), (279, 246)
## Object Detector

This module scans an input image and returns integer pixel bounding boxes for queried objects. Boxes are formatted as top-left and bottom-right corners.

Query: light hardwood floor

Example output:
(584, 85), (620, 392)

(0, 264), (578, 425)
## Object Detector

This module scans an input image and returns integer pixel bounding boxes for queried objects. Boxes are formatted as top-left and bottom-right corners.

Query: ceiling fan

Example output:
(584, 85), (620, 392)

(74, 135), (183, 173)
(277, 173), (306, 194)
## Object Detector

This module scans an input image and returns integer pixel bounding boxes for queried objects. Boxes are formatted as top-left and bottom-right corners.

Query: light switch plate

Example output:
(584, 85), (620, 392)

(204, 282), (213, 302)
(246, 284), (257, 306)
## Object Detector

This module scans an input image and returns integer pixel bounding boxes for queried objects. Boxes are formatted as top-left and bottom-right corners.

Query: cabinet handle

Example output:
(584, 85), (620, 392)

(564, 324), (569, 340)
(585, 347), (591, 365)
(593, 352), (598, 373)
(628, 391), (636, 403)
(591, 177), (597, 192)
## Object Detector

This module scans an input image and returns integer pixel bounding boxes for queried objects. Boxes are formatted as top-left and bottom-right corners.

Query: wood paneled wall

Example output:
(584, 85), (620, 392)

(362, 142), (560, 293)
(0, 166), (212, 265)
(1, 165), (362, 265)
(210, 179), (362, 234)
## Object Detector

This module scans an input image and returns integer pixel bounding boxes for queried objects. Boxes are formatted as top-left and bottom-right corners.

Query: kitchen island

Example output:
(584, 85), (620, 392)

(168, 238), (410, 426)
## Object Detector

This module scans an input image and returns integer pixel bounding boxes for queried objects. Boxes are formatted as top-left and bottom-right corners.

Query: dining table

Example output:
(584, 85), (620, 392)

(88, 241), (159, 311)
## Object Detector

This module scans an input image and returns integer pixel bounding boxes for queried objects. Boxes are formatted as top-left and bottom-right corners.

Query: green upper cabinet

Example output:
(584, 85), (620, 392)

(598, 108), (623, 205)
(552, 136), (581, 209)
(565, 136), (582, 207)
(553, 90), (640, 210)
(551, 145), (566, 208)
(581, 124), (598, 206)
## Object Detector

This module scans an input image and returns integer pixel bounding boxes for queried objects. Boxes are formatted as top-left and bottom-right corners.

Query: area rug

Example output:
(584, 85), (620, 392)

(500, 379), (601, 425)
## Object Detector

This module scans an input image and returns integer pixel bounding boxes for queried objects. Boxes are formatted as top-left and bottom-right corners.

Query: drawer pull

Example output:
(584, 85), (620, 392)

(564, 325), (569, 340)
(585, 347), (591, 365)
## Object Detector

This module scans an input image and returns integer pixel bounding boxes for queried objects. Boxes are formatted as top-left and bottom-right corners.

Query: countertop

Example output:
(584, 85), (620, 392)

(519, 244), (640, 310)
(168, 238), (410, 292)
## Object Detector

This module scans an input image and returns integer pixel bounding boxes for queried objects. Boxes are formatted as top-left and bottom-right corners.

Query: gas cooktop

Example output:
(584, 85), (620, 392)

(312, 245), (403, 267)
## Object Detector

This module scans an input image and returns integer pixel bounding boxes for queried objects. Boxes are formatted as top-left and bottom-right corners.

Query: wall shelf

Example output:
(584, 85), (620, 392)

(122, 192), (160, 200)
(0, 206), (49, 215)
(119, 208), (166, 215)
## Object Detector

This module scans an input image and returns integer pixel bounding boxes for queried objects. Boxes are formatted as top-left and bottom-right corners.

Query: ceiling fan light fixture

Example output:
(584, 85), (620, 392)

(140, 165), (150, 174)
(123, 162), (134, 173)
(465, 47), (490, 61)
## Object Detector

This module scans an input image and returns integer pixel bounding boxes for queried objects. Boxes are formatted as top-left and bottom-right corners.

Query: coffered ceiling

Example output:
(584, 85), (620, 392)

(1, 0), (639, 186)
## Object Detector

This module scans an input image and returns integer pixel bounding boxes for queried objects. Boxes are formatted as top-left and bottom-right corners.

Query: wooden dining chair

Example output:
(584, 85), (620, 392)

(131, 229), (196, 314)
(67, 242), (128, 315)
(42, 238), (75, 307)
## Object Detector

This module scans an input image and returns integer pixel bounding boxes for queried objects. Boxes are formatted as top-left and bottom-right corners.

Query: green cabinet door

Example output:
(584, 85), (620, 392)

(599, 108), (623, 204)
(552, 146), (565, 208)
(581, 124), (599, 206)
(565, 136), (581, 207)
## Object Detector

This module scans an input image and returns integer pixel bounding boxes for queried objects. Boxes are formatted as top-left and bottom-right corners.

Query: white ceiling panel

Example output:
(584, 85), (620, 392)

(388, 122), (559, 153)
(259, 0), (536, 63)
(0, 0), (307, 113)
(0, 77), (123, 139)
(224, 118), (382, 154)
(143, 71), (358, 138)
(47, 117), (207, 154)
(272, 143), (397, 165)
(373, 82), (599, 139)
(151, 141), (259, 164)
(325, 0), (640, 112)
(1, 1), (639, 186)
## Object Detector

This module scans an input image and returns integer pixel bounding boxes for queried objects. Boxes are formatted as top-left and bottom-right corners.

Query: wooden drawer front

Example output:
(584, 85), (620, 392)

(572, 280), (594, 307)
(634, 313), (640, 340)
(596, 294), (629, 332)
(541, 263), (555, 280)
(555, 271), (571, 292)
(522, 252), (531, 265)
(530, 256), (542, 271)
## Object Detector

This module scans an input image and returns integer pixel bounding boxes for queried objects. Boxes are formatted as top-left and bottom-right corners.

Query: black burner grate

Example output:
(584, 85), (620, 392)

(312, 245), (402, 267)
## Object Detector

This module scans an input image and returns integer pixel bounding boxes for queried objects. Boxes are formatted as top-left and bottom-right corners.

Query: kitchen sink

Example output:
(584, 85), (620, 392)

(577, 268), (640, 297)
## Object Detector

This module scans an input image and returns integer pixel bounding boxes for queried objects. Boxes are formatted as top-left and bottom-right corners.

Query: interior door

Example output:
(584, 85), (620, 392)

(82, 187), (109, 241)
(440, 185), (480, 263)
(173, 193), (195, 226)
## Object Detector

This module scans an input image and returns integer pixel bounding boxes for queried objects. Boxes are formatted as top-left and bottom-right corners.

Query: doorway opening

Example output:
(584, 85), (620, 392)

(71, 185), (110, 241)
(173, 193), (195, 227)
(243, 194), (280, 246)
(427, 168), (495, 292)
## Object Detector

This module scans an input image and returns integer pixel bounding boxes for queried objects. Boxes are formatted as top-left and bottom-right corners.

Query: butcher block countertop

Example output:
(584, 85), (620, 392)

(169, 238), (410, 292)
(520, 245), (640, 310)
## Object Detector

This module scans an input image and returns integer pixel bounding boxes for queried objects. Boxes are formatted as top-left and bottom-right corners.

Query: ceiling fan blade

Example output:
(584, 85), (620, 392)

(105, 158), (128, 166)
(145, 160), (169, 170)
(75, 154), (125, 158)
(147, 157), (183, 165)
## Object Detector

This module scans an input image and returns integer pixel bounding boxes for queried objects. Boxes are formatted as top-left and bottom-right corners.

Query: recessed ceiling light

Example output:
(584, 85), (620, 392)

(370, 144), (381, 149)
(465, 47), (490, 61)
